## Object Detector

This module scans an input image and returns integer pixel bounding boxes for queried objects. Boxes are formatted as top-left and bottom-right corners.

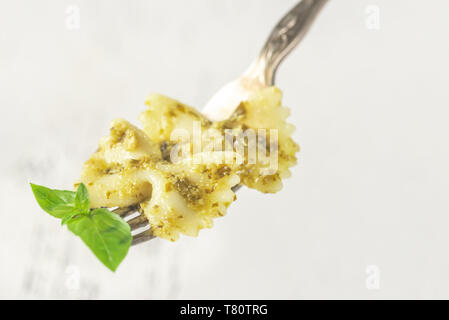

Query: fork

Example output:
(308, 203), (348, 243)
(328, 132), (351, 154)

(202, 0), (329, 121)
(117, 0), (329, 245)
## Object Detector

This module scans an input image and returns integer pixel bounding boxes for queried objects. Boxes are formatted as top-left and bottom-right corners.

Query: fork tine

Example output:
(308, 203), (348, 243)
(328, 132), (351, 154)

(132, 229), (155, 246)
(128, 214), (149, 230)
(112, 205), (138, 218)
(231, 184), (241, 192)
(112, 206), (156, 245)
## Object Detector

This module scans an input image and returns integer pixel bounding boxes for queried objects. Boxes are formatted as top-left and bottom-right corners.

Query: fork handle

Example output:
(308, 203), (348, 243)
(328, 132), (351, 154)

(247, 0), (329, 85)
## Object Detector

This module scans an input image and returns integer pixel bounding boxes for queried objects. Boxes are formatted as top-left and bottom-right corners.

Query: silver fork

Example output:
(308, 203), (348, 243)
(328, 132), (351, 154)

(112, 205), (153, 246)
(117, 0), (329, 245)
(203, 0), (329, 121)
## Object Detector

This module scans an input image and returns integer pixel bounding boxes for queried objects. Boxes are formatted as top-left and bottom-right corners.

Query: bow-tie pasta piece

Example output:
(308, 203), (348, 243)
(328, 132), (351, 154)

(77, 119), (160, 208)
(139, 160), (239, 241)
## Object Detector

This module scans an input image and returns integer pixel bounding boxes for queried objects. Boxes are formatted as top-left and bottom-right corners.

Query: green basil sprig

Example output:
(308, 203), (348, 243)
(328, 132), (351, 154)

(30, 183), (132, 271)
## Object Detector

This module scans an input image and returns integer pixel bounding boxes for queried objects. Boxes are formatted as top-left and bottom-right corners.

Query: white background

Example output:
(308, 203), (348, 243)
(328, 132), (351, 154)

(1, 0), (449, 299)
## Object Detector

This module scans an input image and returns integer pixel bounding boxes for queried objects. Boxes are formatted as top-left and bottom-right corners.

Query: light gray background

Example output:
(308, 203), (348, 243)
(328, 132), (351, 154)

(1, 0), (449, 299)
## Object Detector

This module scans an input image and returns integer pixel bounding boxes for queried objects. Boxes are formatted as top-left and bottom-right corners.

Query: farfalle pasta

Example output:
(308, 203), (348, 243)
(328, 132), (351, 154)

(77, 87), (299, 241)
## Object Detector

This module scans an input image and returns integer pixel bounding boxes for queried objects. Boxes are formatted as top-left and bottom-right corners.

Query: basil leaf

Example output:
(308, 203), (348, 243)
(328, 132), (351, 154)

(67, 208), (132, 271)
(30, 183), (77, 218)
(74, 183), (90, 214)
(61, 212), (79, 226)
